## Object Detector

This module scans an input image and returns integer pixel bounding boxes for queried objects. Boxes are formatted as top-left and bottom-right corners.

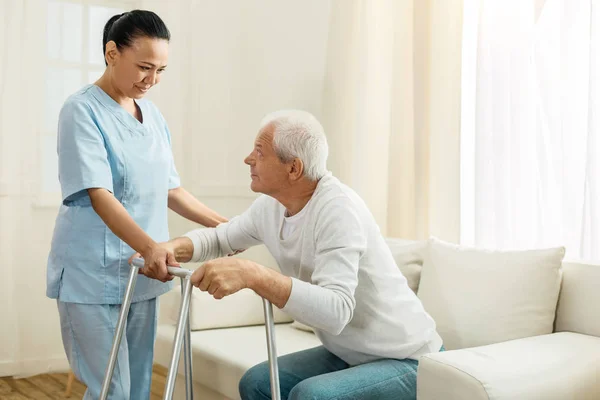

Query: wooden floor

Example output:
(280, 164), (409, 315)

(0, 364), (167, 399)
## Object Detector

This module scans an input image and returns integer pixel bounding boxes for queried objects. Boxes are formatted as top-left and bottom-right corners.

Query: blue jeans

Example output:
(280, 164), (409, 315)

(57, 298), (158, 400)
(239, 346), (423, 400)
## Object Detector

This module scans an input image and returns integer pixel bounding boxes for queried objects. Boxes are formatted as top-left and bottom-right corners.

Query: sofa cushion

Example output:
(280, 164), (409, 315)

(385, 238), (427, 293)
(555, 261), (600, 337)
(154, 323), (321, 400)
(417, 332), (600, 400)
(290, 320), (314, 333)
(417, 238), (564, 350)
(161, 287), (293, 331)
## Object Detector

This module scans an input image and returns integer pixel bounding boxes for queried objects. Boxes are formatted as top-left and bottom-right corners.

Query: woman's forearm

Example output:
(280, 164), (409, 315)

(168, 187), (228, 227)
(88, 188), (157, 256)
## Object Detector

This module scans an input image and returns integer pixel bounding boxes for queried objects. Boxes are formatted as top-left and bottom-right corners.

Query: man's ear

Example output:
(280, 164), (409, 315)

(105, 40), (119, 65)
(289, 158), (304, 181)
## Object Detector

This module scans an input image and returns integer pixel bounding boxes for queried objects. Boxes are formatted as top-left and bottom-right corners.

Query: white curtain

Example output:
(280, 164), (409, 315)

(0, 0), (55, 378)
(322, 0), (464, 240)
(321, 0), (400, 237)
(461, 0), (600, 260)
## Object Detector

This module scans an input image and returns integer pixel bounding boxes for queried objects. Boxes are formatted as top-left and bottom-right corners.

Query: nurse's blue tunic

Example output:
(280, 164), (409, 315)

(46, 84), (180, 304)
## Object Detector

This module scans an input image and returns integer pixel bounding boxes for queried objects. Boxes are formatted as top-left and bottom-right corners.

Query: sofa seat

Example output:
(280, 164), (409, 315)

(154, 322), (321, 400)
(418, 332), (600, 400)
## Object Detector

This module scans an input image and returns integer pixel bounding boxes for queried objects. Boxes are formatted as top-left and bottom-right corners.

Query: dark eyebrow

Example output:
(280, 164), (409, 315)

(140, 61), (167, 69)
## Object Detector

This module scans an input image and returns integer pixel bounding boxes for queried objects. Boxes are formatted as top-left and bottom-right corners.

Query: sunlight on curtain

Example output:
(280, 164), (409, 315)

(461, 0), (600, 261)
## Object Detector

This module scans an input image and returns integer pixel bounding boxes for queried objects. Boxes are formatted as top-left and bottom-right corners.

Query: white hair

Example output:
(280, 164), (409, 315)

(259, 110), (329, 181)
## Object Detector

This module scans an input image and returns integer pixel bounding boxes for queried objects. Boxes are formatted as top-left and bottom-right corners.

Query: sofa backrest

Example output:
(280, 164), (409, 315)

(384, 238), (425, 293)
(385, 238), (600, 342)
(555, 260), (600, 338)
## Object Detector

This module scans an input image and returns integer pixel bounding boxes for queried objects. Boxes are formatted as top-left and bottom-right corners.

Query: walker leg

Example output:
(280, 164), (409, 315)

(182, 281), (193, 399)
(99, 264), (140, 400)
(164, 276), (193, 399)
(262, 299), (281, 400)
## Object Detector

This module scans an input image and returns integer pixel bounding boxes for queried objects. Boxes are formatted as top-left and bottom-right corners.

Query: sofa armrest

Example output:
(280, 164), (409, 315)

(555, 261), (600, 337)
(418, 333), (600, 400)
(418, 352), (489, 400)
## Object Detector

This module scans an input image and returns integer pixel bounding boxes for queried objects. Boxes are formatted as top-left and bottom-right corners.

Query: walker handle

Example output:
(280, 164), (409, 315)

(131, 257), (193, 279)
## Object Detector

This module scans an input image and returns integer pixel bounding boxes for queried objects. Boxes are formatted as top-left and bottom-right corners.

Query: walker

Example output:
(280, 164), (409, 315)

(99, 258), (282, 400)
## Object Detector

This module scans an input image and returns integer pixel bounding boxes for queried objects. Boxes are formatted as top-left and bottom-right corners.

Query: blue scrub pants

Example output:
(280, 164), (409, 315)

(58, 298), (158, 400)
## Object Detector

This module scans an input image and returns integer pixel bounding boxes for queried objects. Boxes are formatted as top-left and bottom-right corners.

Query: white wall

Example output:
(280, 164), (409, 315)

(145, 0), (332, 194)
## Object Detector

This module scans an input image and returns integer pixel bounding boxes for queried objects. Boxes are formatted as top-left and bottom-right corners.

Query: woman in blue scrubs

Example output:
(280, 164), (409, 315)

(46, 10), (225, 399)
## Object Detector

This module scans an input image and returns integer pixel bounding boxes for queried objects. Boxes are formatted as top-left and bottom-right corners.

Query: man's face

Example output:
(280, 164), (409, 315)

(244, 124), (291, 195)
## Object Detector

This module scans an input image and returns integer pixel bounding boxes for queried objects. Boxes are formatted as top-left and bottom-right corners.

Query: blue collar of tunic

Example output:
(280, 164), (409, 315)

(88, 84), (149, 136)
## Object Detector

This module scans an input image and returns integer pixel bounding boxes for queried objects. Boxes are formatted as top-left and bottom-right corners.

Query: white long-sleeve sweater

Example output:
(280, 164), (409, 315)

(183, 174), (442, 365)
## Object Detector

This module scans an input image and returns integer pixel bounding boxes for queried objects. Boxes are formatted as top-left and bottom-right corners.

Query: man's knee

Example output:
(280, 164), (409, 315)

(289, 379), (323, 400)
(239, 362), (271, 400)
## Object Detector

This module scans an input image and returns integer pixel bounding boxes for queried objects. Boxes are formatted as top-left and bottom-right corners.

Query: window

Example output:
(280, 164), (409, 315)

(42, 0), (132, 198)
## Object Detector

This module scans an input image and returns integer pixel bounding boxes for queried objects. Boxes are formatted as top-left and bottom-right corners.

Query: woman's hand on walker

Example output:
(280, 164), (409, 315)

(128, 243), (180, 282)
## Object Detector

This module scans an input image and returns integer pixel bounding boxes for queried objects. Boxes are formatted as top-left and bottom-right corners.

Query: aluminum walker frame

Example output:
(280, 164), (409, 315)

(99, 258), (281, 400)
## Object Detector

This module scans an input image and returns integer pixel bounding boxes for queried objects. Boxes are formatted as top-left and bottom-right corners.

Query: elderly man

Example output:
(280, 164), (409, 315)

(155, 110), (443, 400)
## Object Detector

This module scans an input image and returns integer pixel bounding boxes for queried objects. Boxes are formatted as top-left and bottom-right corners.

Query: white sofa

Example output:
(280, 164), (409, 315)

(154, 239), (600, 399)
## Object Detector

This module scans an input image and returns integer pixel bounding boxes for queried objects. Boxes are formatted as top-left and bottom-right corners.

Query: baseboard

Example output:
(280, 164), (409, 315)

(0, 356), (70, 378)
